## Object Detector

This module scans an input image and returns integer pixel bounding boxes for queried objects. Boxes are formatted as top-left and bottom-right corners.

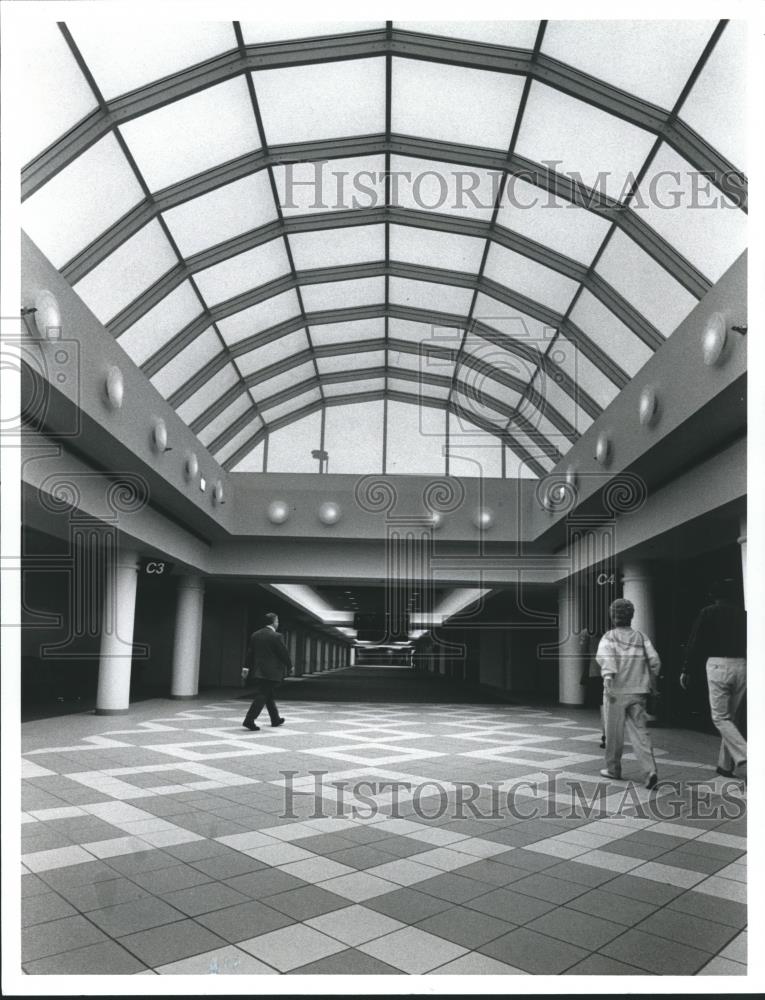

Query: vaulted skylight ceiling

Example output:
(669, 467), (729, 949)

(21, 18), (747, 477)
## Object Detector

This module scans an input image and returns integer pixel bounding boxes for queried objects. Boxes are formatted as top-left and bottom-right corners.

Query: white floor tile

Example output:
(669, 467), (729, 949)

(575, 849), (643, 873)
(156, 945), (276, 975)
(318, 871), (399, 901)
(306, 904), (405, 946)
(693, 875), (747, 902)
(429, 953), (528, 974)
(243, 843), (315, 865)
(366, 858), (444, 885)
(81, 836), (152, 858)
(630, 861), (706, 888)
(359, 927), (467, 974)
(238, 924), (346, 972)
(408, 847), (476, 871)
(279, 857), (356, 882)
(21, 845), (94, 872)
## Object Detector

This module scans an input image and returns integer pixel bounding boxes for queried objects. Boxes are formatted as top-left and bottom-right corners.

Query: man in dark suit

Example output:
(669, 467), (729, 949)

(241, 612), (292, 731)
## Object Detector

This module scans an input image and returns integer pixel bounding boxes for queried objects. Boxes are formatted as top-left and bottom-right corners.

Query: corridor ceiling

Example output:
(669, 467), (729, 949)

(21, 19), (747, 477)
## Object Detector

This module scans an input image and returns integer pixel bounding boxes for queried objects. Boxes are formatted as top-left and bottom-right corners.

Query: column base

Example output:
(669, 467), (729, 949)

(170, 693), (199, 700)
(95, 707), (129, 716)
(559, 701), (587, 707)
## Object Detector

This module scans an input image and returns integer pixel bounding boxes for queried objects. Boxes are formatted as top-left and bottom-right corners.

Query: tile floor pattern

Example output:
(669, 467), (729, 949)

(20, 691), (747, 976)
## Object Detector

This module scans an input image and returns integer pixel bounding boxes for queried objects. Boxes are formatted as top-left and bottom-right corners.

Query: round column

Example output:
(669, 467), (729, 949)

(621, 560), (656, 638)
(96, 550), (140, 715)
(558, 581), (584, 706)
(738, 513), (747, 610)
(349, 645), (356, 666)
(170, 576), (206, 698)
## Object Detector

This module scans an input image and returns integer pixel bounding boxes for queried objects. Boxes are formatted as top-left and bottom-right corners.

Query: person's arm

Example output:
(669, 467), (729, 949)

(241, 635), (253, 681)
(596, 634), (617, 692)
(643, 635), (661, 691)
(274, 633), (294, 672)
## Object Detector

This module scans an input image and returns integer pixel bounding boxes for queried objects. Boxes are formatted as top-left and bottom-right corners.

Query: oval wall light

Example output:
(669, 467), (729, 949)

(151, 417), (170, 453)
(104, 366), (124, 411)
(638, 386), (659, 427)
(473, 507), (494, 531)
(595, 432), (611, 466)
(33, 289), (62, 340)
(702, 312), (727, 366)
(319, 501), (341, 525)
(212, 481), (225, 506)
(184, 451), (199, 482)
(267, 500), (290, 524)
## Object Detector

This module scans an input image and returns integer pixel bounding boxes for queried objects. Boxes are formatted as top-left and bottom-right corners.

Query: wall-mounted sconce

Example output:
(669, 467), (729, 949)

(702, 312), (728, 367)
(27, 289), (62, 340)
(213, 481), (225, 506)
(319, 501), (341, 525)
(199, 477), (206, 492)
(473, 507), (494, 530)
(151, 417), (171, 453)
(268, 500), (290, 524)
(184, 451), (199, 482)
(595, 432), (611, 466)
(104, 366), (124, 411)
(638, 386), (659, 427)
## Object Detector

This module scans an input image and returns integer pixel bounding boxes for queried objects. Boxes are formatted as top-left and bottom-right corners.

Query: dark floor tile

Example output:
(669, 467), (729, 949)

(543, 860), (618, 888)
(416, 905), (516, 949)
(224, 868), (309, 899)
(87, 896), (185, 936)
(564, 952), (649, 975)
(38, 860), (117, 891)
(634, 908), (739, 954)
(511, 872), (587, 904)
(265, 885), (349, 921)
(527, 906), (622, 950)
(22, 914), (108, 962)
(605, 839), (671, 860)
(130, 863), (214, 895)
(655, 850), (728, 874)
(196, 899), (295, 942)
(327, 845), (399, 870)
(600, 927), (711, 974)
(668, 890), (747, 929)
(21, 874), (52, 898)
(416, 872), (495, 904)
(598, 873), (685, 905)
(23, 940), (148, 975)
(22, 891), (78, 928)
(457, 859), (530, 887)
(479, 926), (589, 974)
(566, 887), (659, 926)
(681, 840), (745, 862)
(341, 824), (396, 846)
(118, 919), (227, 968)
(492, 848), (559, 872)
(371, 836), (431, 859)
(190, 852), (268, 880)
(291, 947), (403, 974)
(162, 838), (241, 862)
(365, 887), (453, 923)
(160, 881), (252, 917)
(466, 887), (556, 925)
(297, 833), (358, 854)
(22, 830), (76, 852)
(104, 850), (181, 877)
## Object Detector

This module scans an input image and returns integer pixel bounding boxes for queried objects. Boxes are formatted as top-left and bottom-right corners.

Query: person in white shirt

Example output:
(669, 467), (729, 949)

(596, 598), (661, 789)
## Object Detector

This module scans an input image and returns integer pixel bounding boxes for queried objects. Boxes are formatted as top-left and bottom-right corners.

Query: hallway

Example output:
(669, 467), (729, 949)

(21, 671), (746, 976)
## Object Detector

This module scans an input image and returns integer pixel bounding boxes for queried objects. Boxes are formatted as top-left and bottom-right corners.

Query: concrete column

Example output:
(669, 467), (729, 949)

(170, 576), (205, 699)
(738, 512), (747, 610)
(96, 550), (140, 715)
(350, 645), (356, 666)
(558, 581), (584, 706)
(621, 560), (656, 639)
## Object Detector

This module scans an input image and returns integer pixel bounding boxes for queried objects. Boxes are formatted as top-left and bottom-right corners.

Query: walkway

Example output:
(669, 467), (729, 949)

(21, 667), (746, 976)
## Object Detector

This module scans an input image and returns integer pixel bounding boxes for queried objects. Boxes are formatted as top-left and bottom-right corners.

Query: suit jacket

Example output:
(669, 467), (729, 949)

(245, 627), (293, 682)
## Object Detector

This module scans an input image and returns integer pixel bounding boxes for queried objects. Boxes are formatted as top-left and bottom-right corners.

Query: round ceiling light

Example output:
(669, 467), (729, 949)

(267, 500), (290, 524)
(212, 481), (225, 506)
(104, 366), (124, 411)
(595, 432), (611, 466)
(638, 386), (659, 427)
(184, 451), (199, 482)
(473, 507), (494, 530)
(702, 312), (727, 367)
(151, 417), (169, 453)
(33, 289), (62, 339)
(319, 501), (341, 525)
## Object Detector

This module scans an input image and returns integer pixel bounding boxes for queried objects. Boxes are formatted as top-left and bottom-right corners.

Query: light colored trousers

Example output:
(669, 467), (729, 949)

(604, 692), (657, 779)
(706, 657), (747, 770)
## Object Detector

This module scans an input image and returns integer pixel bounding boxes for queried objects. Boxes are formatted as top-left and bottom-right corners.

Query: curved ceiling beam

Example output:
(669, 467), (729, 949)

(24, 28), (745, 210)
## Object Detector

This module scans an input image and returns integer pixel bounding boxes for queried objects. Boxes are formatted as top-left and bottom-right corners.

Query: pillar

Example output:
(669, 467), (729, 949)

(350, 645), (356, 666)
(738, 512), (747, 610)
(558, 580), (584, 706)
(620, 560), (656, 639)
(96, 550), (140, 715)
(170, 576), (205, 698)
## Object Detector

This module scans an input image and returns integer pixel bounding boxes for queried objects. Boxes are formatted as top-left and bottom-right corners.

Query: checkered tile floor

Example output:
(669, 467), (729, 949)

(20, 677), (747, 976)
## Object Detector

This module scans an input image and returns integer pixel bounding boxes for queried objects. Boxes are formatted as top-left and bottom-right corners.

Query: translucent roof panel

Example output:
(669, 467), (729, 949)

(388, 350), (428, 376)
(19, 21), (98, 167)
(300, 276), (385, 312)
(496, 177), (611, 266)
(175, 363), (240, 425)
(389, 318), (454, 348)
(634, 144), (746, 283)
(253, 361), (316, 402)
(217, 290), (302, 346)
(570, 290), (653, 377)
(241, 22), (384, 44)
(317, 351), (385, 375)
(389, 277), (474, 317)
(473, 292), (556, 345)
(388, 377), (450, 402)
(595, 229), (698, 337)
(459, 366), (523, 412)
(117, 281), (202, 367)
(162, 170), (279, 258)
(389, 225), (485, 274)
(266, 411), (322, 472)
(193, 238), (292, 306)
(531, 369), (594, 437)
(310, 318), (385, 347)
(505, 446), (541, 480)
(325, 401), (385, 473)
(72, 220), (178, 325)
(274, 155), (386, 216)
(453, 386), (510, 430)
(322, 377), (385, 397)
(252, 59), (386, 146)
(150, 327), (222, 398)
(460, 335), (530, 386)
(387, 400), (447, 475)
(261, 387), (322, 423)
(231, 439), (265, 473)
(288, 225), (385, 271)
(217, 416), (263, 465)
(541, 20), (715, 110)
(483, 242), (579, 314)
(119, 77), (261, 192)
(391, 58), (524, 151)
(680, 20), (746, 171)
(197, 394), (251, 446)
(515, 82), (657, 202)
(21, 133), (144, 268)
(449, 423), (504, 479)
(237, 330), (311, 377)
(390, 155), (499, 223)
(506, 422), (557, 463)
(396, 21), (540, 48)
(553, 332), (620, 409)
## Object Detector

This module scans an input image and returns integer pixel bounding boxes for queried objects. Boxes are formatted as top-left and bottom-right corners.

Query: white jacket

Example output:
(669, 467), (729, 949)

(596, 627), (661, 694)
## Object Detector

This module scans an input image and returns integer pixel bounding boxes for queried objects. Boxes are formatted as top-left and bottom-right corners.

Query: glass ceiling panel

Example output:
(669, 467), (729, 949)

(72, 219), (178, 325)
(453, 386), (511, 429)
(554, 332), (620, 409)
(531, 369), (594, 437)
(175, 363), (240, 425)
(325, 401), (385, 474)
(19, 21), (98, 167)
(323, 377), (385, 397)
(193, 238), (292, 306)
(541, 20), (715, 110)
(310, 318), (385, 347)
(216, 416), (262, 465)
(288, 225), (385, 270)
(634, 144), (746, 284)
(237, 330), (311, 376)
(396, 21), (540, 48)
(260, 387), (322, 423)
(300, 276), (385, 312)
(150, 327), (222, 398)
(273, 155), (386, 216)
(570, 290), (653, 377)
(253, 361), (316, 400)
(392, 57), (524, 151)
(21, 133), (144, 269)
(460, 332), (532, 385)
(516, 82), (656, 202)
(252, 58), (386, 146)
(387, 400), (447, 476)
(117, 281), (202, 368)
(388, 377), (450, 401)
(506, 422), (556, 460)
(495, 177), (611, 266)
(389, 318), (455, 348)
(505, 446), (541, 479)
(162, 170), (278, 258)
(390, 155), (499, 223)
(449, 423), (504, 479)
(460, 367), (523, 411)
(387, 350), (426, 374)
(317, 351), (385, 375)
(483, 242), (579, 314)
(267, 411), (323, 473)
(680, 20), (746, 171)
(389, 225), (485, 274)
(524, 409), (571, 451)
(119, 77), (261, 192)
(595, 229), (698, 338)
(196, 394), (251, 446)
(68, 20), (237, 102)
(217, 290), (302, 346)
(389, 277), (474, 317)
(241, 22), (384, 44)
(231, 439), (265, 473)
(473, 292), (557, 345)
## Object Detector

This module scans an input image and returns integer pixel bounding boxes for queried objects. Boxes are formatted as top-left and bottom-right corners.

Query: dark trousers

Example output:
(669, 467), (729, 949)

(243, 679), (281, 726)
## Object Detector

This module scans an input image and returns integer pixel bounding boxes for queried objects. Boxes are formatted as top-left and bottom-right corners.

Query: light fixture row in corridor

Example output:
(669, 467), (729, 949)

(266, 500), (496, 530)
